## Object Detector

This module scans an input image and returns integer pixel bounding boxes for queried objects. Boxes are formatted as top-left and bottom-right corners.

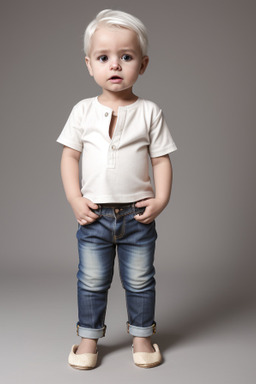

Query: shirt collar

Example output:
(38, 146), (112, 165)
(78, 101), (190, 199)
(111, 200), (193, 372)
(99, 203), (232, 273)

(94, 96), (141, 113)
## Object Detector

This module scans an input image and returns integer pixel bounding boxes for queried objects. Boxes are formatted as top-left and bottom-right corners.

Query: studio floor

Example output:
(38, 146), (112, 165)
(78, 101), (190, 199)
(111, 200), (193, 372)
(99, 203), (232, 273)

(1, 268), (255, 384)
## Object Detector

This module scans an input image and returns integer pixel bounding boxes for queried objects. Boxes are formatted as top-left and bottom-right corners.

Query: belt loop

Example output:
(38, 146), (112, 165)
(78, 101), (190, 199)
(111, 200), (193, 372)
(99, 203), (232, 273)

(132, 202), (136, 215)
(96, 203), (102, 216)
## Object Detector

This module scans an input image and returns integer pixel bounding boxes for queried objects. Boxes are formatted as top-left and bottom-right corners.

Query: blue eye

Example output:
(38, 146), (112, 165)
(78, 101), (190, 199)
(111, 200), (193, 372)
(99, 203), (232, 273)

(98, 55), (108, 63)
(121, 54), (132, 61)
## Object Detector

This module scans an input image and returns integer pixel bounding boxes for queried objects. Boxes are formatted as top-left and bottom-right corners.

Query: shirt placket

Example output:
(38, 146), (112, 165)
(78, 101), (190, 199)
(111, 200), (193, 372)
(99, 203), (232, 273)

(106, 110), (125, 169)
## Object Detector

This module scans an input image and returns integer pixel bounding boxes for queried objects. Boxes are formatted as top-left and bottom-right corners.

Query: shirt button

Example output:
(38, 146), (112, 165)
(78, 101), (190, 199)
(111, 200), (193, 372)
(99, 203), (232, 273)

(111, 145), (116, 150)
(105, 112), (109, 117)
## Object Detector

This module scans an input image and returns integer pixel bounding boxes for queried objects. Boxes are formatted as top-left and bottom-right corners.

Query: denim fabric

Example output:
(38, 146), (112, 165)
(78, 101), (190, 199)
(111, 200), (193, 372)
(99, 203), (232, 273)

(76, 203), (158, 338)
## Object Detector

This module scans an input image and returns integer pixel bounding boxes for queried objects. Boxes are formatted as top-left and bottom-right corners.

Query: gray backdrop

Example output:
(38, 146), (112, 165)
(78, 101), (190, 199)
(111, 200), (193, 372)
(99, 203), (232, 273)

(1, 1), (255, 383)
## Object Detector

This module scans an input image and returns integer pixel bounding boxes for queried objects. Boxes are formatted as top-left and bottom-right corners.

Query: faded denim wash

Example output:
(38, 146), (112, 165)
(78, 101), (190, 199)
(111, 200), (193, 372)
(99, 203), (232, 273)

(76, 203), (158, 339)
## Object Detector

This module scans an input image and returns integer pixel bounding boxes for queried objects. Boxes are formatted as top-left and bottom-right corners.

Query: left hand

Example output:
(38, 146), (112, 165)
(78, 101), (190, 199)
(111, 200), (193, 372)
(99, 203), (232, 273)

(134, 198), (166, 224)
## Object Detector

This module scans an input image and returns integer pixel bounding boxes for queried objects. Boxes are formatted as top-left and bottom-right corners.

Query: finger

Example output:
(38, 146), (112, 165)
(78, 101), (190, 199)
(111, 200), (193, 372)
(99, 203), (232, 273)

(135, 211), (154, 223)
(134, 217), (148, 224)
(135, 201), (146, 208)
(87, 200), (99, 210)
(87, 210), (100, 219)
(83, 215), (96, 224)
(79, 217), (97, 225)
(137, 217), (153, 224)
(135, 198), (151, 208)
(134, 213), (147, 222)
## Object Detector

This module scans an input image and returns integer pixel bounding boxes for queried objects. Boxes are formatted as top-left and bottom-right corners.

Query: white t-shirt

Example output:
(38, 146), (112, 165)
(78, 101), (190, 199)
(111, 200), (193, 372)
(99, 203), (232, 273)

(57, 97), (177, 203)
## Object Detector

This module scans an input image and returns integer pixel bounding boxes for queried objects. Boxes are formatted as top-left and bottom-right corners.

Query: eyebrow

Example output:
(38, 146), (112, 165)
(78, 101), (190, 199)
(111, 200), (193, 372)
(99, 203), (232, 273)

(93, 50), (108, 56)
(92, 48), (137, 56)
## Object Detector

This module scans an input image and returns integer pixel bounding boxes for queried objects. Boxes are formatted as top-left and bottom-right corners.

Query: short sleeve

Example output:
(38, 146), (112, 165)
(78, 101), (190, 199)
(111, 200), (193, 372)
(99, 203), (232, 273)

(56, 104), (83, 152)
(149, 109), (177, 158)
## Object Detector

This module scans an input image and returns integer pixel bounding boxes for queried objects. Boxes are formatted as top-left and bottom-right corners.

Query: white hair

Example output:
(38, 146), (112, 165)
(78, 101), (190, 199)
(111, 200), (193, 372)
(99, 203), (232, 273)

(84, 9), (148, 56)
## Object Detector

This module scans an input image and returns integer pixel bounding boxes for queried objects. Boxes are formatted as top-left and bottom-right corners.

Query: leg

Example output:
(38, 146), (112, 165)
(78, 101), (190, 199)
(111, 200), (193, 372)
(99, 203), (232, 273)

(76, 221), (116, 341)
(117, 215), (157, 344)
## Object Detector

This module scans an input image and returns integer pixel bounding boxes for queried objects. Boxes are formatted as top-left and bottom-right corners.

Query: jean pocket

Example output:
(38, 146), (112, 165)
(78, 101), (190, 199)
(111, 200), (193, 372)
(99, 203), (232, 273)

(134, 207), (146, 216)
(90, 208), (101, 216)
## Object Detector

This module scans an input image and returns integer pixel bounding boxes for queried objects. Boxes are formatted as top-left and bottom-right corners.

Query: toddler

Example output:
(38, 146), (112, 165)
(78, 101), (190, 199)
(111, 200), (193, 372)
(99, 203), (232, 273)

(57, 9), (177, 369)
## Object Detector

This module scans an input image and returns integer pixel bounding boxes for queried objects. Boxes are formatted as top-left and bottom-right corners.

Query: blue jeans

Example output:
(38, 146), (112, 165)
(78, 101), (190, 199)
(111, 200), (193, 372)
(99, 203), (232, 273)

(76, 203), (158, 339)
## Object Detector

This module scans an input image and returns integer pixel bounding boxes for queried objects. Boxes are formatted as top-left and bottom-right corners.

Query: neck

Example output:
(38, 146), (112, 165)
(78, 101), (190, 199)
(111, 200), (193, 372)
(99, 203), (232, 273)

(99, 89), (138, 105)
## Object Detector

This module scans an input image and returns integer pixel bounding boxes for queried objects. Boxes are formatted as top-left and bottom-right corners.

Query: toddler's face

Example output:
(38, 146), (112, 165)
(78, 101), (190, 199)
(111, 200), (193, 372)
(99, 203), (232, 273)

(85, 26), (148, 95)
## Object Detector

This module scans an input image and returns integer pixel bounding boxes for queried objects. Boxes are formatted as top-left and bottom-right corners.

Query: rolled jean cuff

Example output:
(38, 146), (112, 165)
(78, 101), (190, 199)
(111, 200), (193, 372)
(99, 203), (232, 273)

(126, 322), (156, 337)
(76, 323), (106, 339)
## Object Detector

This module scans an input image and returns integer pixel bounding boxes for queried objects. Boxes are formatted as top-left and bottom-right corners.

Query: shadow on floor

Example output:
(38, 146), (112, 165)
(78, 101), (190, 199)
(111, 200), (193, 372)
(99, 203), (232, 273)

(155, 289), (256, 353)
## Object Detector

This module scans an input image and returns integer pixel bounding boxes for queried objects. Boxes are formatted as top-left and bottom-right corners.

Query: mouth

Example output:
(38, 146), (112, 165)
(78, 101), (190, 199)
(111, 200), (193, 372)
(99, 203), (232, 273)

(109, 76), (123, 81)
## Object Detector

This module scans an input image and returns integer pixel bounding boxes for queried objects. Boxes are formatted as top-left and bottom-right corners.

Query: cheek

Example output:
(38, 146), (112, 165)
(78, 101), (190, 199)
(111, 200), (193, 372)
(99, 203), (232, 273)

(127, 64), (141, 80)
(91, 65), (105, 80)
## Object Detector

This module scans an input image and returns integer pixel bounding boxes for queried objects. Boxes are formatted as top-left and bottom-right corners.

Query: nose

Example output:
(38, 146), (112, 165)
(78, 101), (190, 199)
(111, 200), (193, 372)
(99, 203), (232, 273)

(110, 59), (121, 71)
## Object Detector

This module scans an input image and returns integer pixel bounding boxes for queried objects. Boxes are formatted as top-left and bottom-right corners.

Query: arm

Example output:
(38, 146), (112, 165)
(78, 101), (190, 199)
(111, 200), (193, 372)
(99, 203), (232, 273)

(135, 154), (173, 224)
(60, 146), (99, 225)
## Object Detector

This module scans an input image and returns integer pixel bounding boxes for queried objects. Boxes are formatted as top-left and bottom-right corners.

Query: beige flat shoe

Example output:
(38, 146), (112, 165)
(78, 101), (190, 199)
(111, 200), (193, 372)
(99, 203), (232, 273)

(132, 343), (162, 368)
(68, 344), (98, 370)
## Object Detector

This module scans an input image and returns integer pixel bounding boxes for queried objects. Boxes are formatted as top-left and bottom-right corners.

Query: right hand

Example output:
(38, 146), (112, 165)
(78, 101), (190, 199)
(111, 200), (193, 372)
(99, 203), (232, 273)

(70, 197), (99, 225)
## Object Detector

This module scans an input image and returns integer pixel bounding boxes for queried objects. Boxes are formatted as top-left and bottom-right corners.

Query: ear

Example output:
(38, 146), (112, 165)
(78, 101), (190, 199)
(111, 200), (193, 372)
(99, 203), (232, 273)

(85, 56), (93, 76)
(139, 56), (149, 75)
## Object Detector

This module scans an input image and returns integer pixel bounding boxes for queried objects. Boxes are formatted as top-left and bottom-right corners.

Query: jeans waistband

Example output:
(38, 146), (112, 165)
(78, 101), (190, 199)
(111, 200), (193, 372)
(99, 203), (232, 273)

(91, 202), (145, 218)
(97, 202), (136, 209)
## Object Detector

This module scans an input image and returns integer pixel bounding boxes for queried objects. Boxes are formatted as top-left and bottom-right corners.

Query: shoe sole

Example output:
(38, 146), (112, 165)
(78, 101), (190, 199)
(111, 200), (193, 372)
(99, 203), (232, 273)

(135, 360), (162, 368)
(69, 363), (96, 370)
